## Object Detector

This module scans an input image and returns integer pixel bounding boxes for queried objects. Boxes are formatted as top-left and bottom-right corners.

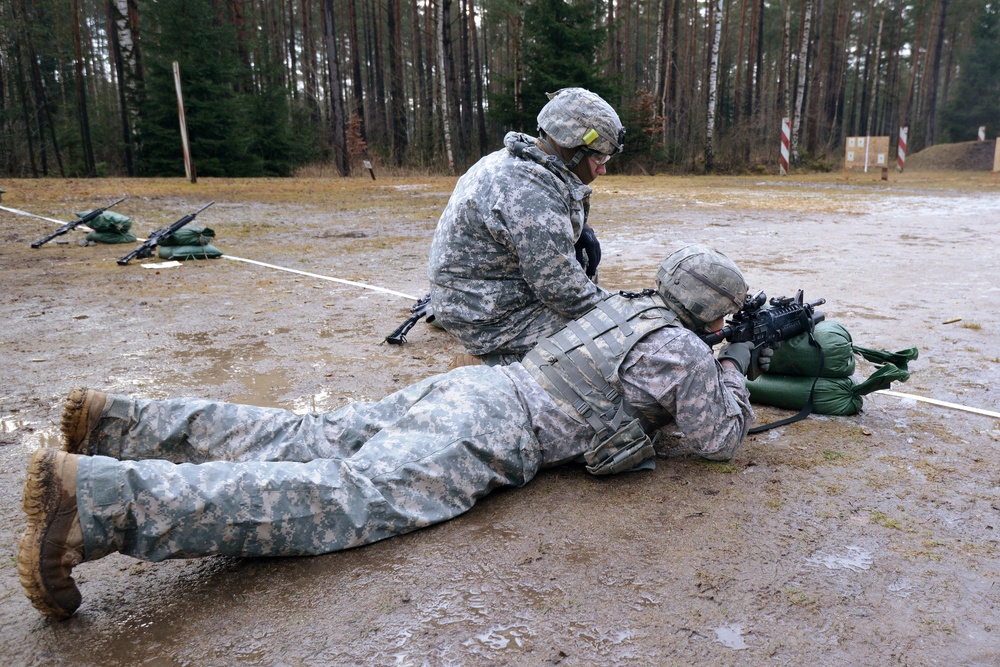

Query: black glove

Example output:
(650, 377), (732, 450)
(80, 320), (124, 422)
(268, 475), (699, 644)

(718, 342), (753, 376)
(574, 224), (602, 279)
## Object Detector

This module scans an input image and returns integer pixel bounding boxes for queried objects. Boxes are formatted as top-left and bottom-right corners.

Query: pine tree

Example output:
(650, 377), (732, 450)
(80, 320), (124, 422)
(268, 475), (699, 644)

(138, 0), (253, 176)
(490, 0), (609, 133)
(940, 4), (1000, 142)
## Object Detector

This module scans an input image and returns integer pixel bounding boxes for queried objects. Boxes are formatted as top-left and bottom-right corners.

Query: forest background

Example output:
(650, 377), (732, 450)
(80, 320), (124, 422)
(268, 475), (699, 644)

(2, 0), (999, 179)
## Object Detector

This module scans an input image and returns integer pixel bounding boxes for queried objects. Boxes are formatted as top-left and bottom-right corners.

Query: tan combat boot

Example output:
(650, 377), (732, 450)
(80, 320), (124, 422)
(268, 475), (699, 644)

(448, 353), (485, 369)
(60, 387), (107, 455)
(18, 449), (86, 620)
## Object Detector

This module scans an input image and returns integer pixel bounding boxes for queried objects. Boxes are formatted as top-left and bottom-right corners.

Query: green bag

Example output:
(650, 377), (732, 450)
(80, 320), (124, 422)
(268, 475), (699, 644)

(746, 364), (911, 416)
(85, 229), (136, 244)
(158, 225), (215, 247)
(767, 320), (855, 378)
(78, 210), (135, 243)
(79, 210), (132, 233)
(158, 243), (223, 260)
(745, 320), (918, 418)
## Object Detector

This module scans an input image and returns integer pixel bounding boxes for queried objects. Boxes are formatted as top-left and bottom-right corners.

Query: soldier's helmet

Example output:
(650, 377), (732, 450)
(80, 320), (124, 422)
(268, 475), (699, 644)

(537, 88), (625, 157)
(656, 244), (748, 330)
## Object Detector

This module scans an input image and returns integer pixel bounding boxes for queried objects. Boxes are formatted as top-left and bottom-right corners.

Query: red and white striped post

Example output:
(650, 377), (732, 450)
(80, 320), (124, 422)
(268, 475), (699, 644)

(780, 117), (790, 175)
(897, 126), (908, 173)
(978, 126), (986, 142)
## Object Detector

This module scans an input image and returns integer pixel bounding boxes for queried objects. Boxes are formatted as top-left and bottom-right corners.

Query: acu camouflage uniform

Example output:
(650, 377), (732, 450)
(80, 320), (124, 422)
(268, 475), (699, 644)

(71, 294), (752, 563)
(428, 131), (610, 363)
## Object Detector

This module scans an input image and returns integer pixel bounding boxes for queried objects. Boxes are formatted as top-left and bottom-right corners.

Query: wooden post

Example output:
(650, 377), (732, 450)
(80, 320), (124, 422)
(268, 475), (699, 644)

(173, 61), (196, 184)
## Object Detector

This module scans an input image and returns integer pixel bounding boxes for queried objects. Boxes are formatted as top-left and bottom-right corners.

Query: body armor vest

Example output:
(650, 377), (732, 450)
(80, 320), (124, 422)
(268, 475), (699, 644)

(522, 291), (680, 474)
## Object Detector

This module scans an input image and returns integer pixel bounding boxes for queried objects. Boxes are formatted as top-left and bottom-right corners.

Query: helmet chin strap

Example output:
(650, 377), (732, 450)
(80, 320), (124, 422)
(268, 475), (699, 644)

(539, 135), (585, 169)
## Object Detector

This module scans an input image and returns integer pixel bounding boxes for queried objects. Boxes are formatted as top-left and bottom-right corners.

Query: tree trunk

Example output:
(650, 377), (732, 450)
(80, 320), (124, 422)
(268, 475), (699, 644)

(440, 0), (463, 167)
(73, 0), (96, 176)
(791, 0), (811, 164)
(287, 0), (297, 98)
(301, 0), (321, 122)
(865, 2), (886, 137)
(899, 11), (924, 127)
(437, 0), (456, 174)
(705, 0), (722, 171)
(387, 0), (408, 163)
(924, 0), (950, 145)
(734, 0), (747, 125)
(346, 0), (366, 140)
(468, 0), (487, 155)
(321, 0), (349, 176)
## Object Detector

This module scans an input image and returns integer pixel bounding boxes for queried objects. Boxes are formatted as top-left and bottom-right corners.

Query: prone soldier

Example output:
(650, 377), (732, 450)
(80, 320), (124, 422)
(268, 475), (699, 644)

(19, 243), (765, 619)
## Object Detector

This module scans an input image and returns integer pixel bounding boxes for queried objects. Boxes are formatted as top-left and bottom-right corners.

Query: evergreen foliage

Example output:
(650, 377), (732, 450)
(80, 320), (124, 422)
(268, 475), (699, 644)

(2, 0), (999, 177)
(490, 0), (610, 135)
(940, 3), (1000, 142)
(138, 0), (304, 177)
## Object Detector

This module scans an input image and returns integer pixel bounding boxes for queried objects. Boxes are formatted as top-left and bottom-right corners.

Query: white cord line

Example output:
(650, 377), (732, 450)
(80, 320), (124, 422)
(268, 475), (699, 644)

(4, 201), (421, 302)
(875, 390), (1000, 419)
(0, 204), (94, 231)
(221, 255), (419, 300)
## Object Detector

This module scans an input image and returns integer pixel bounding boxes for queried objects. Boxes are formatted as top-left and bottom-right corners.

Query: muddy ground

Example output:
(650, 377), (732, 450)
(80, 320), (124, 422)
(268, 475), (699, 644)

(1, 170), (998, 666)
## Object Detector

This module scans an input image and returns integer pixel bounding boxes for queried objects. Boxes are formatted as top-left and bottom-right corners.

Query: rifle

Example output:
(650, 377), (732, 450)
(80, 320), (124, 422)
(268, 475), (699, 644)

(385, 293), (434, 345)
(700, 289), (826, 380)
(117, 202), (215, 265)
(31, 196), (127, 248)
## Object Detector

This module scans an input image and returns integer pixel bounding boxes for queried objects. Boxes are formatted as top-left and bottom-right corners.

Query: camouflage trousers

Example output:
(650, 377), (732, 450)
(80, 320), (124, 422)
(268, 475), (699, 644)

(75, 366), (543, 562)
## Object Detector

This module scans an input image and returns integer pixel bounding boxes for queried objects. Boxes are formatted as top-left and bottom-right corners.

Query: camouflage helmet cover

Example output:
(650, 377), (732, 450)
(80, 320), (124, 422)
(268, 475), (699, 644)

(537, 88), (625, 156)
(656, 244), (748, 329)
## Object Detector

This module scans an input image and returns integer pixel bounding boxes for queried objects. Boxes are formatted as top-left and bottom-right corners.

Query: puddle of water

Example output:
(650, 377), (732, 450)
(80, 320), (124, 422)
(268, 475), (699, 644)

(462, 624), (529, 650)
(1, 416), (26, 433)
(2, 417), (61, 449)
(805, 546), (873, 572)
(714, 623), (749, 650)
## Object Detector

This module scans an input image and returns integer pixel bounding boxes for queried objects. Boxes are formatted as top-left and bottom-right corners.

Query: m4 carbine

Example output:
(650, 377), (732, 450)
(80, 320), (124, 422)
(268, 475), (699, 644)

(31, 197), (128, 248)
(700, 289), (826, 379)
(117, 202), (215, 265)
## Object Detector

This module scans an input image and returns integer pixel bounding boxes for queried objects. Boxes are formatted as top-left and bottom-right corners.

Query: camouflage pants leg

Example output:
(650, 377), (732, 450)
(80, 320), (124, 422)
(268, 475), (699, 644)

(76, 367), (543, 561)
(86, 377), (489, 464)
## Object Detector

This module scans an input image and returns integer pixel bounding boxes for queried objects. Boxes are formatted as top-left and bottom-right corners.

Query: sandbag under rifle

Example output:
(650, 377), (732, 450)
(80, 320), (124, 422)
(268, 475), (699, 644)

(117, 202), (215, 265)
(31, 197), (128, 248)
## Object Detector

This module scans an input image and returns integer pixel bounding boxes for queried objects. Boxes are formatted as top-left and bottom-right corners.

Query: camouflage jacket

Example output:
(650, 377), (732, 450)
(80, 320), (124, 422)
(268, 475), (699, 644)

(502, 324), (754, 467)
(428, 131), (610, 356)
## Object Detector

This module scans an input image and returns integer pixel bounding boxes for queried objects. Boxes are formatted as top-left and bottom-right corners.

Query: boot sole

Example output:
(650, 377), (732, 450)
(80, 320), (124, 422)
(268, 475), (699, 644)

(60, 388), (105, 455)
(18, 450), (81, 620)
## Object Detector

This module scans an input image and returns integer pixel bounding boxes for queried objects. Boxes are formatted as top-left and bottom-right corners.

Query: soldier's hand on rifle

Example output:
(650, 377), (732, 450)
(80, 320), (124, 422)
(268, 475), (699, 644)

(754, 345), (775, 375)
(718, 342), (753, 375)
(574, 224), (602, 280)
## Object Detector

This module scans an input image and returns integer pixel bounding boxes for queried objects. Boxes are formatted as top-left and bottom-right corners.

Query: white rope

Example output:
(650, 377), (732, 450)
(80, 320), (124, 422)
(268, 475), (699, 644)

(875, 390), (1000, 419)
(1, 203), (94, 231)
(221, 255), (419, 300)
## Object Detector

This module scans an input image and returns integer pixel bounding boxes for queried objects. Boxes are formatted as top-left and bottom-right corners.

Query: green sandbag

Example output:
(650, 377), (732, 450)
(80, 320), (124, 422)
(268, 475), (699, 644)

(158, 225), (215, 246)
(78, 210), (132, 233)
(747, 364), (911, 415)
(157, 243), (223, 260)
(767, 320), (855, 378)
(85, 229), (136, 244)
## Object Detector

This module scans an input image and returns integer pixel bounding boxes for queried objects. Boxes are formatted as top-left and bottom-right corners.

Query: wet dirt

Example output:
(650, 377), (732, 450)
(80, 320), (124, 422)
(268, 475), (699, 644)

(1, 172), (998, 666)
